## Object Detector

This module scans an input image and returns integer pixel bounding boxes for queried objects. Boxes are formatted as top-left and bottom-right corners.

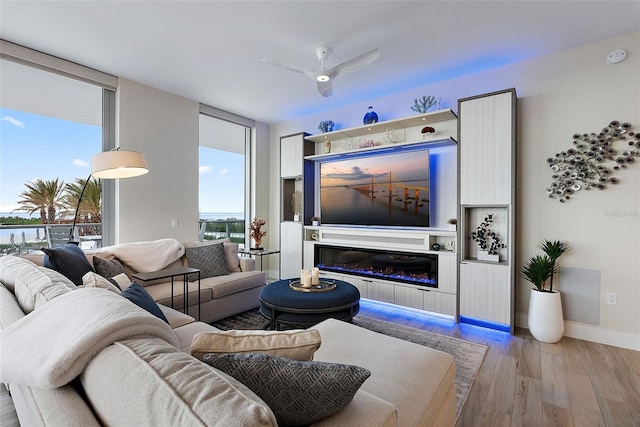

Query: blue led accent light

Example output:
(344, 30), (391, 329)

(459, 315), (511, 333)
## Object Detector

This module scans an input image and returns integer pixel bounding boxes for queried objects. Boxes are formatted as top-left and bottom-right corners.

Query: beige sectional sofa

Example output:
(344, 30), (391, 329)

(20, 238), (265, 323)
(0, 250), (456, 426)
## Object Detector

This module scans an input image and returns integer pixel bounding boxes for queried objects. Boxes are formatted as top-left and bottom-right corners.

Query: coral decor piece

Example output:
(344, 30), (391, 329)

(249, 218), (267, 250)
(411, 95), (439, 113)
(358, 139), (375, 149)
(546, 120), (639, 202)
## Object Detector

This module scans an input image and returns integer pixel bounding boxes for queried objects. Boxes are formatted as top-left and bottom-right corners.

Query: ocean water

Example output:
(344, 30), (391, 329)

(0, 212), (244, 243)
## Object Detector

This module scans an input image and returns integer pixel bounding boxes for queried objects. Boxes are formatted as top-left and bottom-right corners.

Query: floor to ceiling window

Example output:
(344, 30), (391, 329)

(198, 113), (251, 246)
(0, 51), (113, 253)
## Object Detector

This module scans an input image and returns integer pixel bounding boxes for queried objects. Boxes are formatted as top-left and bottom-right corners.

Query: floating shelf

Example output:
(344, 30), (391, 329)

(305, 137), (457, 162)
(306, 109), (457, 144)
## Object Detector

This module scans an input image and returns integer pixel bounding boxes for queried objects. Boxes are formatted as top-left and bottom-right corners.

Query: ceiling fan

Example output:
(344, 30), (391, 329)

(262, 47), (380, 97)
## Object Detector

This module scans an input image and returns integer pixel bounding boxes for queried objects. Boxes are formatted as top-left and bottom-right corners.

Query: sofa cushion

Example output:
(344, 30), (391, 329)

(191, 329), (321, 361)
(81, 338), (277, 426)
(202, 270), (265, 299)
(143, 280), (213, 311)
(42, 244), (94, 286)
(120, 282), (169, 324)
(185, 242), (229, 279)
(157, 304), (195, 329)
(81, 272), (121, 294)
(92, 256), (126, 280)
(312, 318), (456, 427)
(14, 265), (76, 313)
(203, 353), (370, 427)
(0, 255), (37, 292)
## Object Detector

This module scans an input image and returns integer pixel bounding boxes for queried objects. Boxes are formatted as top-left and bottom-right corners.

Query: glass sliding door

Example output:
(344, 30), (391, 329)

(198, 114), (251, 247)
(0, 58), (107, 253)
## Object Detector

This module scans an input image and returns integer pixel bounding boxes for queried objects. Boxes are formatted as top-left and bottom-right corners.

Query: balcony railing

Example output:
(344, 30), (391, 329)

(199, 219), (245, 244)
(0, 223), (101, 255)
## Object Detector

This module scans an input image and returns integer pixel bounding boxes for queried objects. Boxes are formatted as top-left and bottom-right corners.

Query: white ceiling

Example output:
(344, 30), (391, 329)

(1, 1), (639, 125)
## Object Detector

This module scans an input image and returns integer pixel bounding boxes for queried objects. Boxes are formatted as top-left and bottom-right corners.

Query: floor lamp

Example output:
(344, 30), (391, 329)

(69, 149), (149, 243)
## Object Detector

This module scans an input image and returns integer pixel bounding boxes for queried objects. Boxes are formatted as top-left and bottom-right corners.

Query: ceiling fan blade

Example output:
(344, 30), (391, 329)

(317, 81), (333, 97)
(261, 59), (315, 76)
(328, 49), (380, 78)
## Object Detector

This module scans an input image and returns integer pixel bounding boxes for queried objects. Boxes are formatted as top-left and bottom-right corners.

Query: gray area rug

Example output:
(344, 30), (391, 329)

(212, 309), (487, 419)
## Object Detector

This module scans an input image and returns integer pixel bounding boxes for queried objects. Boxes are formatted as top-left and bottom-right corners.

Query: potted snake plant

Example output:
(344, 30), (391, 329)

(521, 239), (569, 343)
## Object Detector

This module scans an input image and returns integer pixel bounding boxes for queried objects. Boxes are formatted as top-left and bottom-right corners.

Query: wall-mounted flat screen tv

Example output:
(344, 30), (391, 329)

(320, 148), (430, 227)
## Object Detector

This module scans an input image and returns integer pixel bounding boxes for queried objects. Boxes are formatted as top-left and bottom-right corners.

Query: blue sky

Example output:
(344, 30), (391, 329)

(0, 107), (243, 216)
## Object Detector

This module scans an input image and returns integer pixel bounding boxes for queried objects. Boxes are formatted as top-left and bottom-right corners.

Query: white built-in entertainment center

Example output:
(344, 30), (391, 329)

(280, 89), (517, 332)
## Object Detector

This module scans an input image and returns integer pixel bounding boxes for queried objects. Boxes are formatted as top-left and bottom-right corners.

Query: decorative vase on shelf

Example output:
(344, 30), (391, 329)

(324, 140), (331, 153)
(363, 106), (378, 125)
(477, 250), (489, 261)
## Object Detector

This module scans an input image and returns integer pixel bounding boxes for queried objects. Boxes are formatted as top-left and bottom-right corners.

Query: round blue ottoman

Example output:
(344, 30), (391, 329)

(259, 278), (360, 330)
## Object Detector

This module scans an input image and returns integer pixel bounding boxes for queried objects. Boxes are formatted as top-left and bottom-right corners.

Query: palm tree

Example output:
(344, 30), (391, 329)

(64, 178), (102, 224)
(14, 178), (66, 224)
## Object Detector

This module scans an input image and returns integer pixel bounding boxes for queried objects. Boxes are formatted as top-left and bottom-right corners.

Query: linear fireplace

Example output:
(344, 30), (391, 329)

(315, 244), (438, 288)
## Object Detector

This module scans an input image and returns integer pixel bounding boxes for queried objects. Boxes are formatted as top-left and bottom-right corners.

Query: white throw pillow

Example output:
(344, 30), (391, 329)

(191, 329), (321, 361)
(111, 273), (132, 291)
(81, 272), (122, 294)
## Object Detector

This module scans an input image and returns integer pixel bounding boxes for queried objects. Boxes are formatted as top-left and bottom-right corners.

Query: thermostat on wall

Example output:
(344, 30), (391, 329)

(606, 48), (626, 64)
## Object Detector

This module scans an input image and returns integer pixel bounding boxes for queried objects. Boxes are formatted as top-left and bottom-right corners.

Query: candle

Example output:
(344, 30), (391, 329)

(302, 270), (312, 288)
(300, 269), (306, 285)
(311, 268), (320, 285)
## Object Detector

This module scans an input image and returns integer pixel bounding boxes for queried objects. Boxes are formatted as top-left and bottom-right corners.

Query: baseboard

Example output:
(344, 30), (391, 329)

(516, 312), (640, 351)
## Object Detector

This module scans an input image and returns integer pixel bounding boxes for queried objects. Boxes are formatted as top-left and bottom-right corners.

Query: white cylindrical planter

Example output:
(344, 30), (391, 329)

(528, 289), (564, 343)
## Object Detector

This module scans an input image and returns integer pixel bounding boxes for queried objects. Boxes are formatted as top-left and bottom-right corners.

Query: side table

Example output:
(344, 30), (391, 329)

(132, 266), (201, 320)
(238, 248), (280, 273)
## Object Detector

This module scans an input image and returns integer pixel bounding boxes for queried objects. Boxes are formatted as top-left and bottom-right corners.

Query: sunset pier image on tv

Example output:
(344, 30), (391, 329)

(320, 149), (430, 227)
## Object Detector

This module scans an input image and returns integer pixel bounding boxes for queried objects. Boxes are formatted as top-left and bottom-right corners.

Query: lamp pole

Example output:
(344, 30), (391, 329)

(68, 175), (93, 244)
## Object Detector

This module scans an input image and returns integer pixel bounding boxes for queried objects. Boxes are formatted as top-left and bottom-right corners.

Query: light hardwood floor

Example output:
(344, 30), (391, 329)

(358, 300), (640, 427)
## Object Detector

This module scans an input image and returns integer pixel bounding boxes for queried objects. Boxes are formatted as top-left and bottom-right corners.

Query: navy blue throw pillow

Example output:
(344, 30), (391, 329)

(41, 243), (94, 286)
(120, 282), (169, 324)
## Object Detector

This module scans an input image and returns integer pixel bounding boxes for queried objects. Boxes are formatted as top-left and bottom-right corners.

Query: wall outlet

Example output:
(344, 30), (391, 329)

(171, 218), (179, 228)
(606, 292), (617, 305)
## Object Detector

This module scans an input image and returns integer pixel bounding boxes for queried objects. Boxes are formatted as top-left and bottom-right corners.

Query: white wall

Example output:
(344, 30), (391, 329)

(269, 32), (640, 350)
(114, 79), (273, 252)
(116, 78), (200, 243)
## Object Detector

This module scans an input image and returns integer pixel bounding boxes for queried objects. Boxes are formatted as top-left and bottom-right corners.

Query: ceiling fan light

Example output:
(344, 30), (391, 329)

(317, 74), (330, 82)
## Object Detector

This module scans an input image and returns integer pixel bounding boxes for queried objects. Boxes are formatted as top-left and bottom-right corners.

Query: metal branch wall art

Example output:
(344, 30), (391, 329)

(546, 120), (640, 202)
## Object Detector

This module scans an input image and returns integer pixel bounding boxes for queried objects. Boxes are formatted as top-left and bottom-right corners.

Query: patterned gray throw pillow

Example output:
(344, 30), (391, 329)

(185, 243), (229, 279)
(93, 256), (126, 279)
(203, 353), (371, 427)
